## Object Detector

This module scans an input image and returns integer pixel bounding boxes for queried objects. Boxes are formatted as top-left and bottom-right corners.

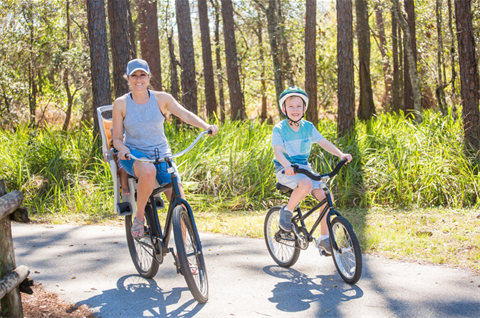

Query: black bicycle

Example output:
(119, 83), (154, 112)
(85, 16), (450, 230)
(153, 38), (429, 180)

(264, 160), (362, 284)
(122, 130), (210, 303)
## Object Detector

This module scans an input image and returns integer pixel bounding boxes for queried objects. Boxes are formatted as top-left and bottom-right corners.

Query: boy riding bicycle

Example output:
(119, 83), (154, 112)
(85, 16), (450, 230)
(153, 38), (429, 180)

(271, 87), (352, 255)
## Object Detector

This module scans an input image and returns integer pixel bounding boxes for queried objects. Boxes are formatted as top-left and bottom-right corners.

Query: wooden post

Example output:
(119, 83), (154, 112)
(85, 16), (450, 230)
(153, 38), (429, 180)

(0, 180), (23, 318)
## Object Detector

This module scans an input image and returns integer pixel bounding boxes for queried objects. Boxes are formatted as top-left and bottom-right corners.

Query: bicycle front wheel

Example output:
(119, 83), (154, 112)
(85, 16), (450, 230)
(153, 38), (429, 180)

(172, 205), (208, 303)
(264, 206), (300, 267)
(125, 205), (159, 279)
(330, 216), (362, 284)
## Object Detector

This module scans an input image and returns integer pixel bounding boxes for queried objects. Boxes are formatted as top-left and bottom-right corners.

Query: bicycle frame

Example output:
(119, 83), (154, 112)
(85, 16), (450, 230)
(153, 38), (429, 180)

(287, 160), (348, 252)
(127, 130), (210, 264)
(146, 157), (203, 263)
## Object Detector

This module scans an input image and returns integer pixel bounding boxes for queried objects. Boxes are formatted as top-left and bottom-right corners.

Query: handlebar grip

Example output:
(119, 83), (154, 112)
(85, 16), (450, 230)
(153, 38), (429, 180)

(207, 129), (213, 134)
(328, 159), (347, 178)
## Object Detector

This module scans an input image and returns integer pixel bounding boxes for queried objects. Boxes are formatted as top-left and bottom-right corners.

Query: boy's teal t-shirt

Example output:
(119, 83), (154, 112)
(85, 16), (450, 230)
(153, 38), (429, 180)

(271, 119), (324, 170)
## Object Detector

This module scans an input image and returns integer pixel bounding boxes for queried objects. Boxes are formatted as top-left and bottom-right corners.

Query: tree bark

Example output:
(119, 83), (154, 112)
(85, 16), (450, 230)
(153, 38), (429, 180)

(221, 0), (245, 120)
(436, 0), (448, 115)
(126, 0), (136, 59)
(356, 0), (375, 121)
(256, 16), (267, 123)
(336, 0), (355, 137)
(447, 0), (457, 109)
(63, 0), (74, 131)
(454, 0), (480, 152)
(136, 0), (163, 91)
(392, 8), (403, 114)
(108, 0), (132, 98)
(255, 0), (284, 117)
(305, 0), (317, 126)
(393, 0), (422, 123)
(168, 32), (180, 101)
(0, 182), (23, 318)
(0, 191), (24, 219)
(0, 266), (29, 300)
(375, 5), (393, 111)
(276, 0), (294, 87)
(211, 0), (226, 123)
(176, 0), (197, 113)
(198, 0), (217, 120)
(86, 0), (111, 137)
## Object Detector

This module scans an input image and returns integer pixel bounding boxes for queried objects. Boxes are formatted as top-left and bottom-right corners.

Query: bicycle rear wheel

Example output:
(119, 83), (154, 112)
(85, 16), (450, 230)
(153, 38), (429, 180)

(264, 206), (300, 267)
(330, 216), (362, 284)
(172, 205), (208, 303)
(125, 205), (159, 279)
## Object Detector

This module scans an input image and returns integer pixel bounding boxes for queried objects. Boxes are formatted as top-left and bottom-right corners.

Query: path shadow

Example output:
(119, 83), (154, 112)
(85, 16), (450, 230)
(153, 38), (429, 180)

(77, 275), (204, 317)
(263, 265), (363, 315)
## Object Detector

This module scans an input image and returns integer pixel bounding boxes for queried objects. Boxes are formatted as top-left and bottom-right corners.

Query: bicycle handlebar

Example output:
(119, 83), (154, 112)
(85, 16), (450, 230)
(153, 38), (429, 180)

(125, 130), (212, 163)
(282, 159), (348, 181)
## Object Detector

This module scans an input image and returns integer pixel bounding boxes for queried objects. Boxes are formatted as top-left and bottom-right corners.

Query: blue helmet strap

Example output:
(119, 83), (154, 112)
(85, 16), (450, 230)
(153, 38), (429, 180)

(283, 100), (305, 127)
(286, 114), (303, 127)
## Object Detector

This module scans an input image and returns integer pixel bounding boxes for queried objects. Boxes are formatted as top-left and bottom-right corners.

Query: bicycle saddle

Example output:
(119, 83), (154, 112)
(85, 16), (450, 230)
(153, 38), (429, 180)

(276, 182), (294, 195)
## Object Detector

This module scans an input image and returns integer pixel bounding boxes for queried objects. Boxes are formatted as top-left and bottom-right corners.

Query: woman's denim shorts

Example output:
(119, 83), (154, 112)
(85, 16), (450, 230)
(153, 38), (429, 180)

(120, 149), (182, 186)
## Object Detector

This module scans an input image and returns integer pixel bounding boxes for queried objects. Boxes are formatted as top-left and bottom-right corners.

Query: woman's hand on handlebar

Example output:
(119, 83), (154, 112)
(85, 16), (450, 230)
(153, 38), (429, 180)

(119, 149), (131, 160)
(340, 153), (352, 163)
(206, 125), (219, 136)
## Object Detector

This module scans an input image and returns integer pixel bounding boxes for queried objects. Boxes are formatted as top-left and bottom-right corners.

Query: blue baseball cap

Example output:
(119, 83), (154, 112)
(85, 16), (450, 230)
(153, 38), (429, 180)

(126, 59), (150, 75)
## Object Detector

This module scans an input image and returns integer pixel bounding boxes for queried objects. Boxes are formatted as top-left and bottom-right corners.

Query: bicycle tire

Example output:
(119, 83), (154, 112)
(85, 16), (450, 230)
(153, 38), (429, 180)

(264, 206), (300, 267)
(125, 205), (159, 279)
(172, 205), (208, 303)
(330, 216), (362, 284)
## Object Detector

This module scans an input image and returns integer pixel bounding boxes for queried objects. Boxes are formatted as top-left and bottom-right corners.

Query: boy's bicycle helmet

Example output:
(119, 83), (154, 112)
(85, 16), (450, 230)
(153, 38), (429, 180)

(279, 87), (309, 125)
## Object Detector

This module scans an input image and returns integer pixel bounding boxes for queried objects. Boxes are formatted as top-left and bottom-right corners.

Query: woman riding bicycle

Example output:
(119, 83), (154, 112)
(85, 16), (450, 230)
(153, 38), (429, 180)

(112, 58), (219, 238)
(271, 87), (351, 254)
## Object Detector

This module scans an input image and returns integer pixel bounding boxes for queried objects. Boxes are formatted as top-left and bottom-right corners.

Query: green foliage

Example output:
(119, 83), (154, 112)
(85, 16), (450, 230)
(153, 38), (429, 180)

(1, 111), (478, 221)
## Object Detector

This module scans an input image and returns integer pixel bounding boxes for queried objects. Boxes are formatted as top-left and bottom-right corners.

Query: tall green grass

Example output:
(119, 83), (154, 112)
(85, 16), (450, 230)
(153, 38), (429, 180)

(0, 111), (478, 220)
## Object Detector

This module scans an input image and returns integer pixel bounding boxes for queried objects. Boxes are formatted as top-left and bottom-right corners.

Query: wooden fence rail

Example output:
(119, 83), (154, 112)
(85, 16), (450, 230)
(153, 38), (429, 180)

(0, 180), (32, 318)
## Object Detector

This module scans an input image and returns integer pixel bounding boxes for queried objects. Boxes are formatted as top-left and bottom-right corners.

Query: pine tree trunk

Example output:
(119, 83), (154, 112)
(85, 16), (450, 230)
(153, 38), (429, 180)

(108, 0), (131, 98)
(276, 0), (294, 87)
(211, 0), (225, 123)
(392, 7), (402, 114)
(447, 0), (457, 110)
(198, 0), (217, 120)
(136, 0), (162, 91)
(256, 17), (267, 123)
(86, 0), (111, 137)
(454, 0), (480, 152)
(265, 0), (284, 117)
(126, 0), (136, 59)
(176, 0), (197, 113)
(394, 0), (422, 123)
(336, 0), (355, 137)
(356, 0), (375, 121)
(168, 32), (180, 101)
(435, 0), (448, 115)
(221, 0), (245, 120)
(375, 5), (393, 111)
(63, 0), (73, 131)
(305, 0), (317, 126)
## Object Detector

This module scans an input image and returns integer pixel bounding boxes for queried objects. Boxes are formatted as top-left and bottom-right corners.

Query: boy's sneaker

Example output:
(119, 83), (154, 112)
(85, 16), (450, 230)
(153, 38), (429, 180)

(279, 206), (293, 232)
(319, 237), (332, 255)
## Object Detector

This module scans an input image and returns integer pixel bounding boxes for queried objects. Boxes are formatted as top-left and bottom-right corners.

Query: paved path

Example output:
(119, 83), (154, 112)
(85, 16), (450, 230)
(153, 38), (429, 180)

(11, 223), (480, 317)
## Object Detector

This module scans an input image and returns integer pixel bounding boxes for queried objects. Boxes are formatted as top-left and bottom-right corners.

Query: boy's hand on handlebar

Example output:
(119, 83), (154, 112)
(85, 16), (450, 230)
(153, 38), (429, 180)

(206, 125), (219, 136)
(340, 153), (352, 163)
(284, 166), (296, 176)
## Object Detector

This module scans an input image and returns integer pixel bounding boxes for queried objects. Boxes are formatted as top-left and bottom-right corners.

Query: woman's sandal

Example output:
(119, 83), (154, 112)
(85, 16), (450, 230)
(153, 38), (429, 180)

(131, 217), (145, 238)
